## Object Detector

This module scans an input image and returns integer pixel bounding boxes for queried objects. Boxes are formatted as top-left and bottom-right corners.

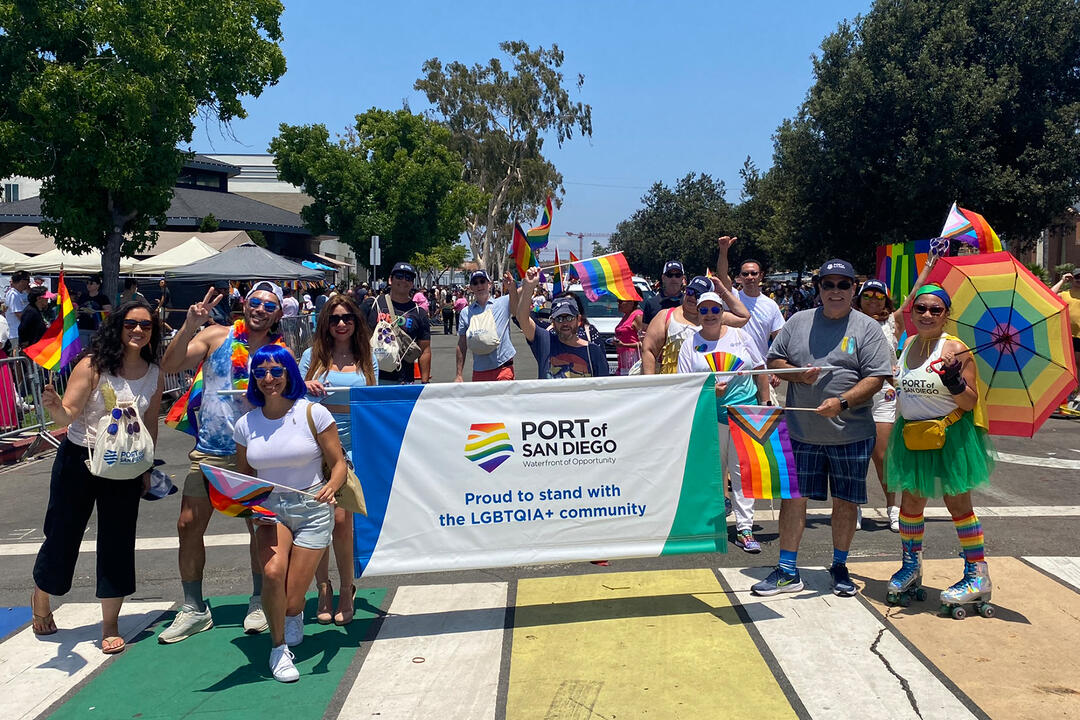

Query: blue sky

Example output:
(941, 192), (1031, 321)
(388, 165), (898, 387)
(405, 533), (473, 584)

(195, 1), (872, 255)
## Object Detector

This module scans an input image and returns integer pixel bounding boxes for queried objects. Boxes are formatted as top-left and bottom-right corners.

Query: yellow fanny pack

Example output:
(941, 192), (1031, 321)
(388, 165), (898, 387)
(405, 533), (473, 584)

(902, 409), (964, 451)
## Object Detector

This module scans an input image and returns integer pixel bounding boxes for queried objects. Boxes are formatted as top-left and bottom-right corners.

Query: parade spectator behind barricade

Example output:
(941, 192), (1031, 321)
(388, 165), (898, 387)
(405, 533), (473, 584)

(1051, 270), (1080, 407)
(413, 287), (430, 313)
(75, 275), (112, 346)
(516, 267), (608, 379)
(33, 300), (164, 654)
(157, 281), (287, 644)
(120, 278), (147, 306)
(299, 295), (376, 627)
(440, 290), (455, 335)
(614, 298), (644, 375)
(205, 286), (229, 326)
(156, 279), (173, 333)
(642, 275), (750, 374)
(0, 311), (14, 430)
(234, 344), (345, 683)
(756, 258), (894, 598)
(641, 260), (686, 326)
(281, 287), (300, 317)
(302, 293), (315, 314)
(677, 290), (768, 553)
(229, 282), (242, 311)
(456, 270), (518, 382)
(367, 262), (431, 385)
(4, 270), (30, 345)
(18, 286), (50, 349)
(453, 289), (467, 331)
(313, 289), (329, 314)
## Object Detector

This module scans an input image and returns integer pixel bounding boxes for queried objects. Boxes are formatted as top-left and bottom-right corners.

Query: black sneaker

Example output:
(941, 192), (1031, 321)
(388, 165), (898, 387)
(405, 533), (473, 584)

(830, 562), (857, 597)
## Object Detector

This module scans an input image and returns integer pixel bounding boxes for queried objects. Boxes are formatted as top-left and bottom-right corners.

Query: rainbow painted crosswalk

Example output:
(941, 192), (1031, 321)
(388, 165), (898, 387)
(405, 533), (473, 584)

(2, 558), (1078, 719)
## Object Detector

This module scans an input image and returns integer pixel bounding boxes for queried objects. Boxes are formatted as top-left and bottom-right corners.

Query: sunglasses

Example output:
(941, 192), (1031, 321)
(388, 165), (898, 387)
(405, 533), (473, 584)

(821, 280), (853, 291)
(664, 272), (684, 279)
(740, 270), (760, 277)
(470, 278), (488, 286)
(685, 287), (704, 297)
(552, 313), (579, 322)
(860, 290), (886, 300)
(248, 297), (279, 313)
(252, 366), (286, 379)
(391, 272), (415, 281)
(699, 306), (723, 315)
(330, 313), (356, 325)
(912, 303), (946, 316)
(122, 319), (154, 331)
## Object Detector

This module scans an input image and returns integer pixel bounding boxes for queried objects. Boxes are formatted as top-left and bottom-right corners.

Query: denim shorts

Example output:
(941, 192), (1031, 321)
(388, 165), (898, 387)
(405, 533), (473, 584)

(260, 487), (334, 549)
(791, 437), (875, 504)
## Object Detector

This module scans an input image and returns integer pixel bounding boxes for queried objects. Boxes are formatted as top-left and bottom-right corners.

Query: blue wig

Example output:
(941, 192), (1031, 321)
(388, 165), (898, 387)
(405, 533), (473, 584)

(246, 344), (307, 407)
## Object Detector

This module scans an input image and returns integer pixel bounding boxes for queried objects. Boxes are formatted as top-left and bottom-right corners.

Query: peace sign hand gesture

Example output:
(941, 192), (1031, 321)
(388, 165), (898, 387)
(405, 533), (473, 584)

(186, 287), (223, 328)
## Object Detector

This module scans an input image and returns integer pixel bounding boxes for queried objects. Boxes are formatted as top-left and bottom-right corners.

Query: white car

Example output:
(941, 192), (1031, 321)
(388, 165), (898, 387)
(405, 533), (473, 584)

(565, 277), (654, 374)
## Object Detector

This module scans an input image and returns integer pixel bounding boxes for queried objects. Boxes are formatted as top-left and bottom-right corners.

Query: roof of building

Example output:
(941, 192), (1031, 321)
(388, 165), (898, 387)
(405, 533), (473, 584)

(186, 154), (241, 177)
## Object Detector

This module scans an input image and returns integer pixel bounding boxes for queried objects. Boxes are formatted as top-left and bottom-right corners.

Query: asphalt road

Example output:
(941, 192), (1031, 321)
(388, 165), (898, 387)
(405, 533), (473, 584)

(1, 327), (1077, 606)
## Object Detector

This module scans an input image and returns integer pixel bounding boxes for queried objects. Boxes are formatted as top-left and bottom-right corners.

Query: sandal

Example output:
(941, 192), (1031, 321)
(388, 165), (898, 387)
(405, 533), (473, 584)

(334, 584), (356, 626)
(101, 636), (126, 655)
(31, 591), (57, 636)
(316, 581), (333, 625)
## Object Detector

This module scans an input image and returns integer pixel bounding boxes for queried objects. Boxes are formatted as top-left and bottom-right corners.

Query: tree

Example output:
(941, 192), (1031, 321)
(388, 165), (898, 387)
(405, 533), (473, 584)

(199, 214), (220, 233)
(412, 243), (467, 285)
(0, 1), (286, 303)
(415, 41), (593, 275)
(271, 109), (484, 270)
(608, 173), (736, 277)
(763, 0), (1080, 271)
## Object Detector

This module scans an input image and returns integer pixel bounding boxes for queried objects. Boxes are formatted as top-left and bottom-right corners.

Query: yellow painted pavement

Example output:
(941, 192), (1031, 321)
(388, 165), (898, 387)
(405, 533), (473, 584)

(506, 569), (796, 719)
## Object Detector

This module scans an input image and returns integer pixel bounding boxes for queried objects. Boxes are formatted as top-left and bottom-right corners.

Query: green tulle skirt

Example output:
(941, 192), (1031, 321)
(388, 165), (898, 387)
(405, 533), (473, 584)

(885, 412), (996, 498)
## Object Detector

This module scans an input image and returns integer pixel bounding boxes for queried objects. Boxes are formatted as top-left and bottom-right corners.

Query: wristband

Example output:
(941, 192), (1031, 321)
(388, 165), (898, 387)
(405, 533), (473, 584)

(943, 375), (967, 395)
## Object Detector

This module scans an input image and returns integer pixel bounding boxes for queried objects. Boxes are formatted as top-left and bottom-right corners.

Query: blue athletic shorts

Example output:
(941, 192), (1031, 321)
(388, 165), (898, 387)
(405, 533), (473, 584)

(791, 437), (874, 504)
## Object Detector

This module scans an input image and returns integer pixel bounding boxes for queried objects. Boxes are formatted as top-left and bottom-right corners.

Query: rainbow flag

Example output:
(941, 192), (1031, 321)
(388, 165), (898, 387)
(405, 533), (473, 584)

(875, 239), (932, 304)
(703, 351), (745, 373)
(165, 365), (203, 436)
(526, 196), (553, 250)
(552, 248), (563, 295)
(728, 406), (800, 499)
(567, 251), (580, 281)
(23, 271), (82, 371)
(200, 463), (276, 519)
(510, 222), (539, 279)
(940, 203), (1003, 254)
(570, 252), (642, 302)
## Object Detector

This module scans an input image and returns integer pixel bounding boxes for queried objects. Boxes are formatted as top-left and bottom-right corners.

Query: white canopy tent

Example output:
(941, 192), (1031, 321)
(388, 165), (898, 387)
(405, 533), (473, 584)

(130, 237), (219, 275)
(0, 245), (31, 273)
(17, 248), (138, 274)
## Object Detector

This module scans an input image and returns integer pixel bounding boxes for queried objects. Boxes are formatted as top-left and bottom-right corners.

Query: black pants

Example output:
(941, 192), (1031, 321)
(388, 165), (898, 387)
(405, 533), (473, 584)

(442, 308), (454, 334)
(33, 439), (143, 598)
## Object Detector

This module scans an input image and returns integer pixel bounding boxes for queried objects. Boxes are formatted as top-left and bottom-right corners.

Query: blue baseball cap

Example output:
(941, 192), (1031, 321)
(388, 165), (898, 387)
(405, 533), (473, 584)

(859, 279), (889, 295)
(818, 258), (855, 280)
(684, 275), (713, 297)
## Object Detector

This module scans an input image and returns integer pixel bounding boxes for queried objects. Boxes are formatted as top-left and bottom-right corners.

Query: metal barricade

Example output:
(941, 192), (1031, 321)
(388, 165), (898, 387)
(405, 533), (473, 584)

(0, 354), (61, 455)
(158, 333), (196, 398)
(279, 315), (314, 358)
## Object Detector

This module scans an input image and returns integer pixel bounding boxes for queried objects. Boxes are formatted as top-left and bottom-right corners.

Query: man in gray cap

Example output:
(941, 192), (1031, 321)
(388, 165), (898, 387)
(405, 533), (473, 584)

(756, 258), (894, 598)
(455, 269), (517, 381)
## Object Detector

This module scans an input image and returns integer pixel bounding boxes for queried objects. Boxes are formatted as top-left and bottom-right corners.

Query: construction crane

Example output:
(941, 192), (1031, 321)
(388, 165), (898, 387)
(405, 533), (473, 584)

(563, 231), (612, 259)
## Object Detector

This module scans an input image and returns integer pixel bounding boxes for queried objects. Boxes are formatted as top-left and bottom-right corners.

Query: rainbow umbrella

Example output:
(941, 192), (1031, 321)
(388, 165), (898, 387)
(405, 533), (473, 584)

(921, 252), (1076, 437)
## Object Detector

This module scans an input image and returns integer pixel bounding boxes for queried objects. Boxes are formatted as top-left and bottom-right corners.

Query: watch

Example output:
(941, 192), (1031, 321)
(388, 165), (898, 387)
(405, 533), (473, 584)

(837, 395), (849, 411)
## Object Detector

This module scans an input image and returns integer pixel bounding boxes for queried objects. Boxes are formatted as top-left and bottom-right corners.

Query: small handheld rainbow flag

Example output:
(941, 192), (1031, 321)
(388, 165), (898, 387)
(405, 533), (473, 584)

(551, 248), (563, 295)
(728, 406), (800, 499)
(526, 196), (553, 250)
(23, 271), (82, 371)
(200, 463), (276, 519)
(703, 351), (745, 373)
(165, 365), (203, 436)
(510, 222), (540, 279)
(940, 202), (1003, 254)
(570, 252), (642, 302)
(567, 251), (580, 281)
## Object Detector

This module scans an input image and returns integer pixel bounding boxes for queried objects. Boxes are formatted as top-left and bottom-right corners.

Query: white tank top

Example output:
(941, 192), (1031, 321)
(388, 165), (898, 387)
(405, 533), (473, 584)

(660, 309), (701, 374)
(67, 364), (160, 448)
(897, 335), (957, 421)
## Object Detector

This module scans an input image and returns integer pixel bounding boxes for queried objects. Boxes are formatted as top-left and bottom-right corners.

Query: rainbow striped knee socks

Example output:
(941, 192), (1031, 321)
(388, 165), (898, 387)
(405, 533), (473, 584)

(952, 511), (985, 562)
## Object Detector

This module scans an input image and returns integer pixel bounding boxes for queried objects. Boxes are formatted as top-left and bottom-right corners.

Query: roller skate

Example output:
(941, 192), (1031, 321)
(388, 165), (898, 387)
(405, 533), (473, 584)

(886, 540), (926, 606)
(939, 560), (993, 619)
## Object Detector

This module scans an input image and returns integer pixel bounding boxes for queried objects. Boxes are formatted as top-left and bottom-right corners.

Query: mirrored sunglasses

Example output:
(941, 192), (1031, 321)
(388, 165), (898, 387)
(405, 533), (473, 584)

(699, 306), (723, 315)
(252, 366), (286, 379)
(860, 290), (886, 300)
(248, 297), (279, 313)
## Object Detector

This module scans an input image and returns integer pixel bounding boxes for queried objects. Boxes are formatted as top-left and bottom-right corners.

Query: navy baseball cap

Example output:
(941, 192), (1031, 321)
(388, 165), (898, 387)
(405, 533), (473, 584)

(663, 260), (685, 275)
(859, 279), (889, 295)
(470, 270), (490, 284)
(818, 258), (855, 280)
(391, 262), (417, 278)
(550, 297), (579, 319)
(684, 275), (713, 297)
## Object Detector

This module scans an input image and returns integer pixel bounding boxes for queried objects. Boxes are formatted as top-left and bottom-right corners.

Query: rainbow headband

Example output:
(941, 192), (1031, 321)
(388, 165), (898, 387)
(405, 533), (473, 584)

(913, 284), (951, 308)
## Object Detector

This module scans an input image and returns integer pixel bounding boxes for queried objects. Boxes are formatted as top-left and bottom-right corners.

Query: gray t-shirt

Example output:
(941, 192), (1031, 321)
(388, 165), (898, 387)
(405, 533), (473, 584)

(457, 295), (516, 372)
(767, 308), (893, 445)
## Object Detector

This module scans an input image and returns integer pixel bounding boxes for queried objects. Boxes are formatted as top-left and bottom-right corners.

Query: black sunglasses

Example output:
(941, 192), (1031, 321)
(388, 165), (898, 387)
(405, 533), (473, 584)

(252, 366), (286, 379)
(330, 313), (356, 325)
(391, 272), (415, 281)
(912, 303), (946, 316)
(821, 280), (853, 291)
(664, 272), (684, 278)
(122, 319), (154, 330)
(470, 278), (489, 286)
(740, 270), (760, 277)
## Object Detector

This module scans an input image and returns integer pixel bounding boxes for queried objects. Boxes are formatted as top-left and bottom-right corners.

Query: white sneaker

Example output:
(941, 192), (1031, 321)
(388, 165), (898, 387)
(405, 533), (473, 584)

(854, 505), (862, 531)
(158, 606), (213, 644)
(284, 612), (304, 647)
(243, 596), (268, 634)
(269, 644), (299, 683)
(888, 506), (901, 533)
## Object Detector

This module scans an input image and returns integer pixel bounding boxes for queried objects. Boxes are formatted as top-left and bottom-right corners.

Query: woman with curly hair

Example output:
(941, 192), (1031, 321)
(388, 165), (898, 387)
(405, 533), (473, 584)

(33, 300), (165, 654)
(298, 295), (376, 626)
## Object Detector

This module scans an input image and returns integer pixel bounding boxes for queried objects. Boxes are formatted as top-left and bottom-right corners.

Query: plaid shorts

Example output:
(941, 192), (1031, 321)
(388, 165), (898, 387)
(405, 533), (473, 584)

(791, 437), (875, 504)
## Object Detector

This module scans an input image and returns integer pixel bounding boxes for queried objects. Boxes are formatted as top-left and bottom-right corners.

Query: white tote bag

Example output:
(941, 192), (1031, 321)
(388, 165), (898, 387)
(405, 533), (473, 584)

(465, 305), (501, 355)
(87, 377), (154, 480)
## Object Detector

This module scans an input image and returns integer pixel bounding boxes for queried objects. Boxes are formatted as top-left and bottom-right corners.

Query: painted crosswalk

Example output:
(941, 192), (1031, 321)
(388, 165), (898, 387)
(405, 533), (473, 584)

(1, 558), (1078, 719)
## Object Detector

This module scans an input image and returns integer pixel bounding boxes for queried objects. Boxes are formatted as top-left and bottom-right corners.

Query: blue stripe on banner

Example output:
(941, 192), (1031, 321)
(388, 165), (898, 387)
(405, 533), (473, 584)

(350, 384), (425, 576)
(0, 607), (31, 640)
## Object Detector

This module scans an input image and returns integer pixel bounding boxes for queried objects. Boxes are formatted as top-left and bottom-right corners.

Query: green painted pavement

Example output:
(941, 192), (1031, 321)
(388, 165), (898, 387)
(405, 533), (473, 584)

(47, 589), (387, 720)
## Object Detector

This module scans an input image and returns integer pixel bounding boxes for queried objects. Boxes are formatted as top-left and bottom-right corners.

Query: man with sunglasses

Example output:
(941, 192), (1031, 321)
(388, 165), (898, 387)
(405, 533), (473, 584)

(455, 270), (517, 382)
(641, 260), (687, 326)
(757, 259), (894, 598)
(159, 280), (287, 643)
(516, 266), (608, 379)
(366, 262), (431, 384)
(715, 235), (786, 382)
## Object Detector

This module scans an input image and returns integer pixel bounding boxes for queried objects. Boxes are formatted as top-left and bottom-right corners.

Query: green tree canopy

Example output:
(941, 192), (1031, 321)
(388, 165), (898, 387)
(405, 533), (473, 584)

(761, 0), (1080, 271)
(415, 41), (592, 275)
(271, 109), (484, 271)
(0, 0), (286, 302)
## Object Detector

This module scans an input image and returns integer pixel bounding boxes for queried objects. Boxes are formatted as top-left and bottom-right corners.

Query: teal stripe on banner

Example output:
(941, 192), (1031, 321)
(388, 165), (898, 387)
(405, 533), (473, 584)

(661, 377), (726, 555)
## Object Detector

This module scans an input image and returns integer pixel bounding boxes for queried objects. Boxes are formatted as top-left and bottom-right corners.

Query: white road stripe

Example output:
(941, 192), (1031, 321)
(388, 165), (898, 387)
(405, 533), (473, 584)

(0, 533), (250, 557)
(339, 582), (506, 720)
(720, 568), (975, 720)
(0, 601), (172, 720)
(996, 452), (1080, 470)
(1024, 556), (1080, 592)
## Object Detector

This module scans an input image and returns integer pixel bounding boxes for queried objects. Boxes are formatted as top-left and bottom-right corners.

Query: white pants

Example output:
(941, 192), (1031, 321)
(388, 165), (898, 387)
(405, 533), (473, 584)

(719, 423), (754, 532)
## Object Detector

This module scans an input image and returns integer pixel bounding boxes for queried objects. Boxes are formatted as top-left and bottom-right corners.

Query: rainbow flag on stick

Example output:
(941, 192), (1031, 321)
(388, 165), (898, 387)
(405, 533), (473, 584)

(567, 251), (580, 281)
(23, 271), (82, 371)
(570, 252), (642, 302)
(200, 463), (279, 519)
(728, 405), (800, 499)
(165, 366), (203, 436)
(526, 196), (553, 250)
(552, 247), (563, 295)
(510, 222), (540, 279)
(940, 203), (1003, 254)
